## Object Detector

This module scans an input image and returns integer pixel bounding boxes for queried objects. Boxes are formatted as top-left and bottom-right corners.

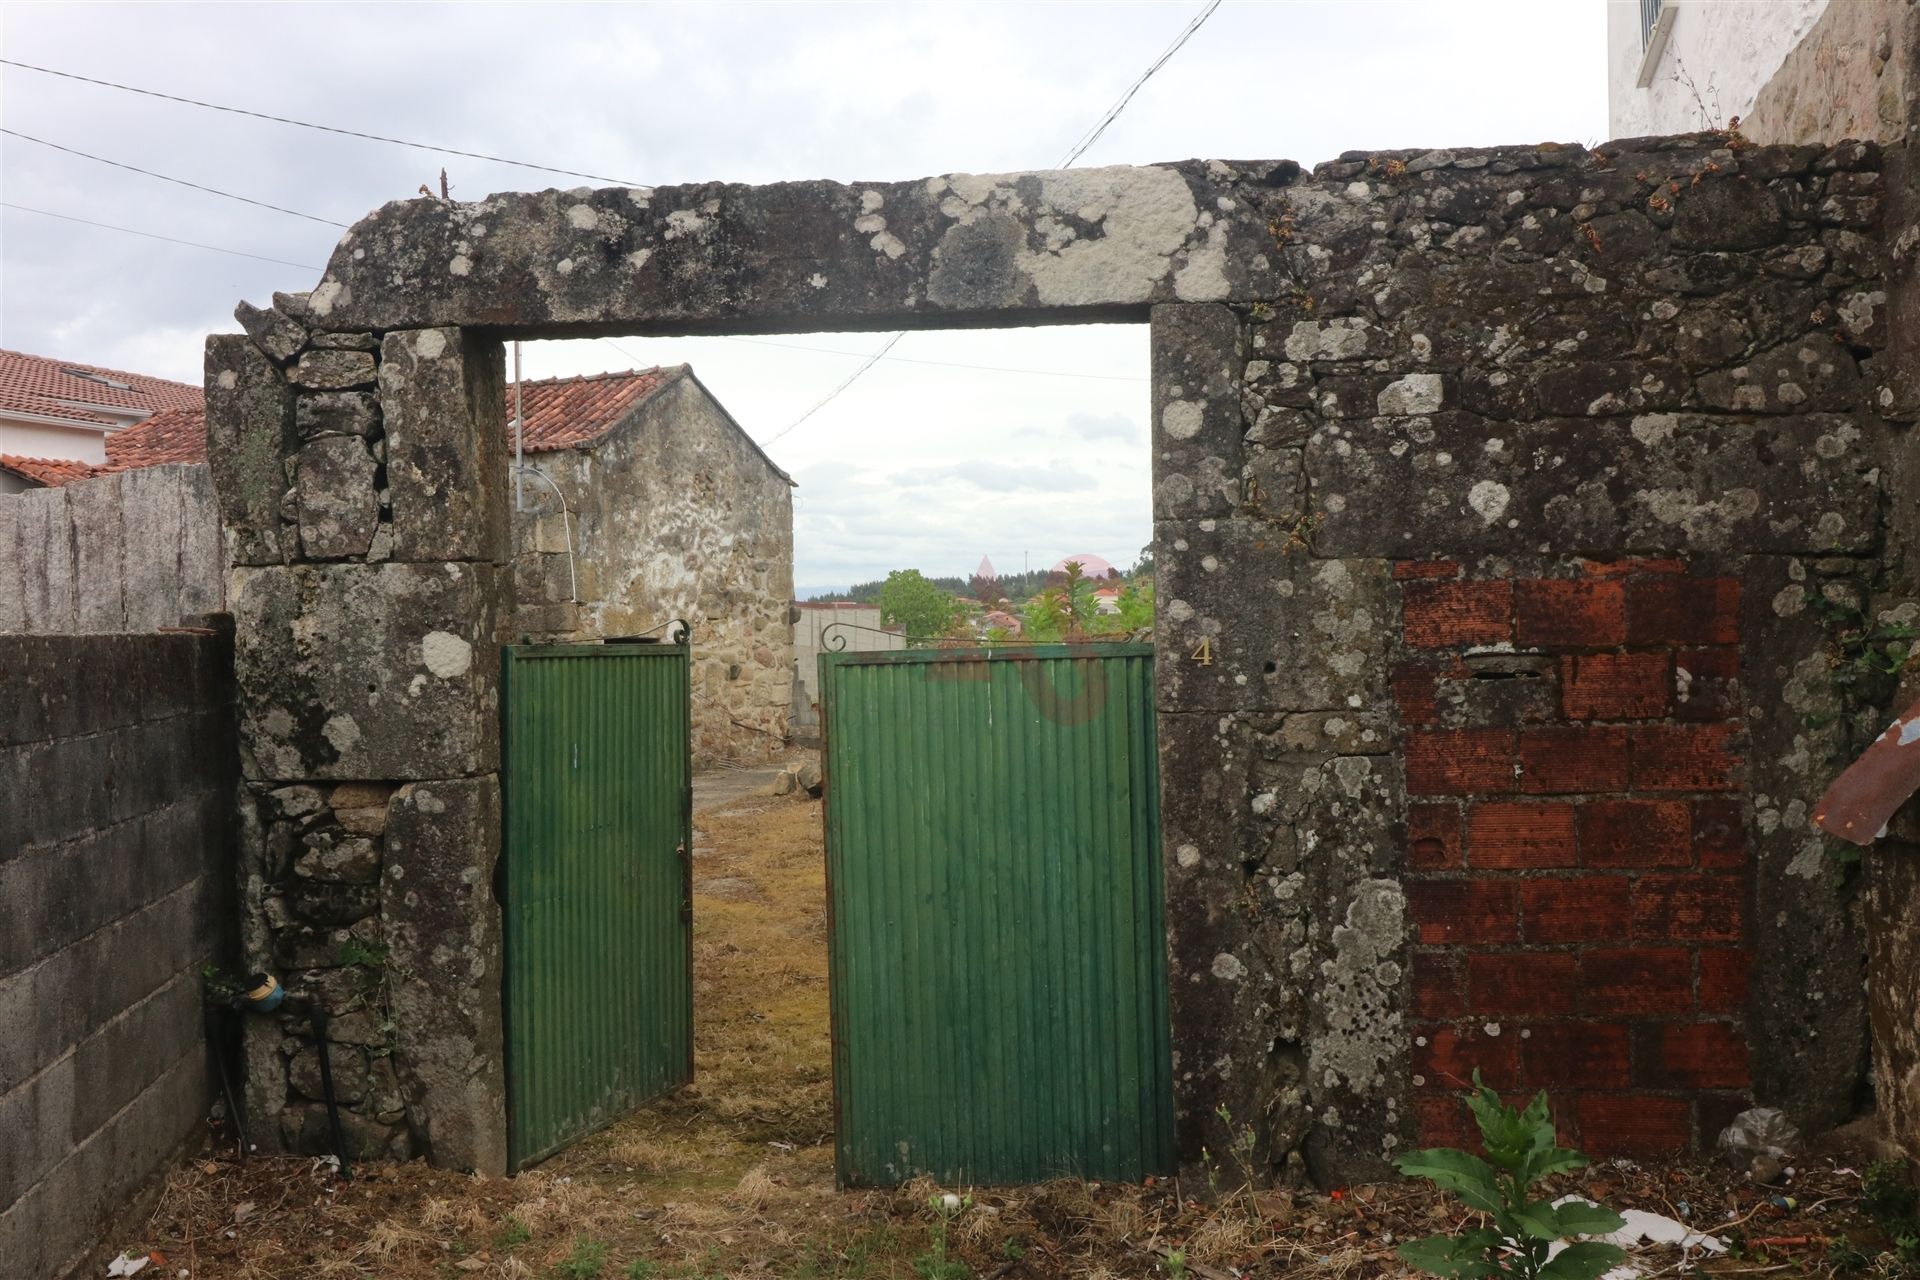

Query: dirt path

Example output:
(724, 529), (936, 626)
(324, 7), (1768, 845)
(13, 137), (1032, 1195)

(120, 785), (1886, 1278)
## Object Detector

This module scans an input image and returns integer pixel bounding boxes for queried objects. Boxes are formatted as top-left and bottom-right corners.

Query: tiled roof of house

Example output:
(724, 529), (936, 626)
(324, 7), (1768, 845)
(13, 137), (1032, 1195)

(511, 366), (682, 450)
(0, 453), (98, 485)
(103, 407), (209, 470)
(0, 348), (203, 427)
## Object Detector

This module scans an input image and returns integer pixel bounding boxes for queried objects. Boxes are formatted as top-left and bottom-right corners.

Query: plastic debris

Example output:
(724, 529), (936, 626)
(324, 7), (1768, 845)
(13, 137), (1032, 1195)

(1547, 1196), (1727, 1279)
(1718, 1107), (1801, 1163)
(105, 1254), (150, 1277)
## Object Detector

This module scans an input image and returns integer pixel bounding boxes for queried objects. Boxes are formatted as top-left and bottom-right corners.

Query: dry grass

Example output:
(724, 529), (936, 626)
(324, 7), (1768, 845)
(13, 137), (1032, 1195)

(125, 789), (1890, 1279)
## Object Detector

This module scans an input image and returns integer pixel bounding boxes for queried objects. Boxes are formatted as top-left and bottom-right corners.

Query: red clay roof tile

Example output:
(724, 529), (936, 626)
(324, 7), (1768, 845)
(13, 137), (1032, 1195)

(0, 453), (99, 485)
(0, 347), (202, 428)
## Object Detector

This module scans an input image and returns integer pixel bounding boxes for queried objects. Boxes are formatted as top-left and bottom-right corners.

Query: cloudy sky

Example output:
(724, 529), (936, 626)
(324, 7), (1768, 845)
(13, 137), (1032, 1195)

(0, 1), (1608, 593)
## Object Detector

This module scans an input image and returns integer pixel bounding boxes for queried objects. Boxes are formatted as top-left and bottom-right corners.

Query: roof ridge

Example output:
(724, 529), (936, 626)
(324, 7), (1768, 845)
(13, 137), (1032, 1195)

(511, 365), (671, 389)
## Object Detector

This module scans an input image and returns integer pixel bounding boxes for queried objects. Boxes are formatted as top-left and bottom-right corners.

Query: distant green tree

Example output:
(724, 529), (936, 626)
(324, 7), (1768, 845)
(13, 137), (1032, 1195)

(1023, 561), (1100, 642)
(1112, 579), (1155, 632)
(877, 570), (964, 645)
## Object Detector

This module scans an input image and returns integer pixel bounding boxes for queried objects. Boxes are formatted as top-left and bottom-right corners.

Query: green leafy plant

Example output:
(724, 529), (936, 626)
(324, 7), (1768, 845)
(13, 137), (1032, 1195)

(555, 1236), (609, 1279)
(1394, 1074), (1625, 1280)
(622, 1258), (658, 1280)
(913, 1193), (972, 1280)
(496, 1215), (532, 1248)
(1164, 1247), (1188, 1279)
(1863, 1160), (1918, 1223)
(337, 937), (390, 970)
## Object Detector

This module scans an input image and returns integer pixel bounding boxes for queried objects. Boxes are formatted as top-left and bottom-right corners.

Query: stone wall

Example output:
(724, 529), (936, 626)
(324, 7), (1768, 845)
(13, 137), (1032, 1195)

(0, 629), (237, 1280)
(1150, 135), (1901, 1182)
(0, 463), (223, 634)
(512, 373), (794, 765)
(214, 131), (1913, 1181)
(207, 310), (512, 1172)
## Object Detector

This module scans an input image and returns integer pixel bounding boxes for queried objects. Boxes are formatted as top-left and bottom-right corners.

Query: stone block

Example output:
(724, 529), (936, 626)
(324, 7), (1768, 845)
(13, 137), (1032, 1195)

(292, 435), (380, 560)
(236, 299), (310, 363)
(68, 969), (201, 1139)
(66, 473), (126, 632)
(1740, 555), (1868, 1131)
(296, 390), (381, 438)
(0, 495), (23, 633)
(380, 329), (509, 562)
(205, 333), (297, 567)
(1150, 303), (1242, 520)
(119, 465), (185, 631)
(1308, 413), (1885, 557)
(292, 349), (377, 390)
(230, 560), (505, 780)
(16, 486), (75, 633)
(1157, 517), (1392, 713)
(383, 776), (507, 1173)
(309, 330), (378, 351)
(0, 1051), (73, 1209)
(177, 463), (226, 616)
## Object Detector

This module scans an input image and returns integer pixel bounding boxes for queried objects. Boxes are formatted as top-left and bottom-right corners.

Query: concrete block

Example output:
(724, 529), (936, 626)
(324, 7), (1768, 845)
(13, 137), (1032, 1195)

(67, 472), (127, 633)
(384, 775), (506, 1173)
(230, 561), (505, 780)
(0, 1054), (75, 1222)
(70, 969), (201, 1139)
(380, 329), (509, 563)
(17, 486), (75, 633)
(119, 466), (184, 633)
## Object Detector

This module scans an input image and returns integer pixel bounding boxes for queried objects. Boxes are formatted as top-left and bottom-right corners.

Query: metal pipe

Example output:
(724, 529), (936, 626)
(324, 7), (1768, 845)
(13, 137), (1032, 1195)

(514, 463), (578, 604)
(512, 341), (524, 512)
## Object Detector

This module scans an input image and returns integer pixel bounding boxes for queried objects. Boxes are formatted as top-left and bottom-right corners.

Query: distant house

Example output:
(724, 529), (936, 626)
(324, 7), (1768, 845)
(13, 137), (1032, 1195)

(0, 349), (203, 494)
(791, 601), (906, 738)
(506, 366), (796, 766)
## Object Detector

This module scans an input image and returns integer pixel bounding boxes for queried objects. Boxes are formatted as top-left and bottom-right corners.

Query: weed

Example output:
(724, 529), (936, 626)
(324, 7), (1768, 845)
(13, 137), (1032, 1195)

(497, 1215), (532, 1248)
(1865, 1161), (1918, 1222)
(913, 1194), (972, 1280)
(622, 1260), (657, 1280)
(555, 1237), (609, 1279)
(337, 937), (390, 969)
(1165, 1247), (1188, 1279)
(1396, 1073), (1625, 1280)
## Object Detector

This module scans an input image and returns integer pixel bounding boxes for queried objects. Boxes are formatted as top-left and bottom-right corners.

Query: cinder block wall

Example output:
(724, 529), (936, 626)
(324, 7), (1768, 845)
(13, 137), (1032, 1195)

(0, 464), (225, 635)
(0, 629), (238, 1280)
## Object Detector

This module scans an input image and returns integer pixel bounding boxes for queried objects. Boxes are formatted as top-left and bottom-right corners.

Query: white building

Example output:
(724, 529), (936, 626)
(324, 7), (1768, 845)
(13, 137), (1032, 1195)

(0, 348), (204, 493)
(1607, 0), (1916, 145)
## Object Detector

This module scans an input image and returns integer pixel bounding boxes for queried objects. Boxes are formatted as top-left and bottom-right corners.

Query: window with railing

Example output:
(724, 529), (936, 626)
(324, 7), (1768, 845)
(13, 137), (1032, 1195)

(1640, 0), (1664, 48)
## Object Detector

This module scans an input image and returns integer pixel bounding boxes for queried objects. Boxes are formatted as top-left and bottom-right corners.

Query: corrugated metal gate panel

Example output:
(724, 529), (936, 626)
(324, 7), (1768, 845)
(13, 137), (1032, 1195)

(502, 643), (693, 1171)
(820, 644), (1172, 1187)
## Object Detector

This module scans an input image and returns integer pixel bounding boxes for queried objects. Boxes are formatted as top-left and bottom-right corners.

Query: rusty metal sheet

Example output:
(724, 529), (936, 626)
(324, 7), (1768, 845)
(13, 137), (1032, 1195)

(1814, 697), (1920, 846)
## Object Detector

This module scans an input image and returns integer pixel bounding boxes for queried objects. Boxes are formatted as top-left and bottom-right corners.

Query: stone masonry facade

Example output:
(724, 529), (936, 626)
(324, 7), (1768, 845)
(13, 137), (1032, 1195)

(510, 371), (795, 766)
(207, 126), (1916, 1179)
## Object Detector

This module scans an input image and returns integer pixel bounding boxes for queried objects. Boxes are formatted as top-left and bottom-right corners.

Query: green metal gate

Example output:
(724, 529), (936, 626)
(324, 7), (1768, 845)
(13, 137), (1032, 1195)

(502, 642), (693, 1170)
(819, 644), (1173, 1187)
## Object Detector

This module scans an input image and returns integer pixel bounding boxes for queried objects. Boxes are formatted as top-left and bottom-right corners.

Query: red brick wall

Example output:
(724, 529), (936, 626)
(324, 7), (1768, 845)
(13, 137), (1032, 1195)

(1396, 559), (1751, 1156)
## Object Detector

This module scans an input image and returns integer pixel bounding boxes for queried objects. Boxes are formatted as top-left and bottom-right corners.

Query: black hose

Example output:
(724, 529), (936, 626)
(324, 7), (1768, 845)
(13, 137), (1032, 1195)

(206, 1002), (248, 1159)
(311, 1003), (353, 1180)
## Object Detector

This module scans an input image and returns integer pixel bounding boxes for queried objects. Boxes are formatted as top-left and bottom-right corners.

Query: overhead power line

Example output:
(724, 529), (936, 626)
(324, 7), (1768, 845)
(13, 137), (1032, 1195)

(2, 128), (349, 227)
(758, 0), (1223, 446)
(759, 334), (903, 447)
(0, 59), (645, 187)
(1055, 0), (1223, 168)
(0, 203), (323, 270)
